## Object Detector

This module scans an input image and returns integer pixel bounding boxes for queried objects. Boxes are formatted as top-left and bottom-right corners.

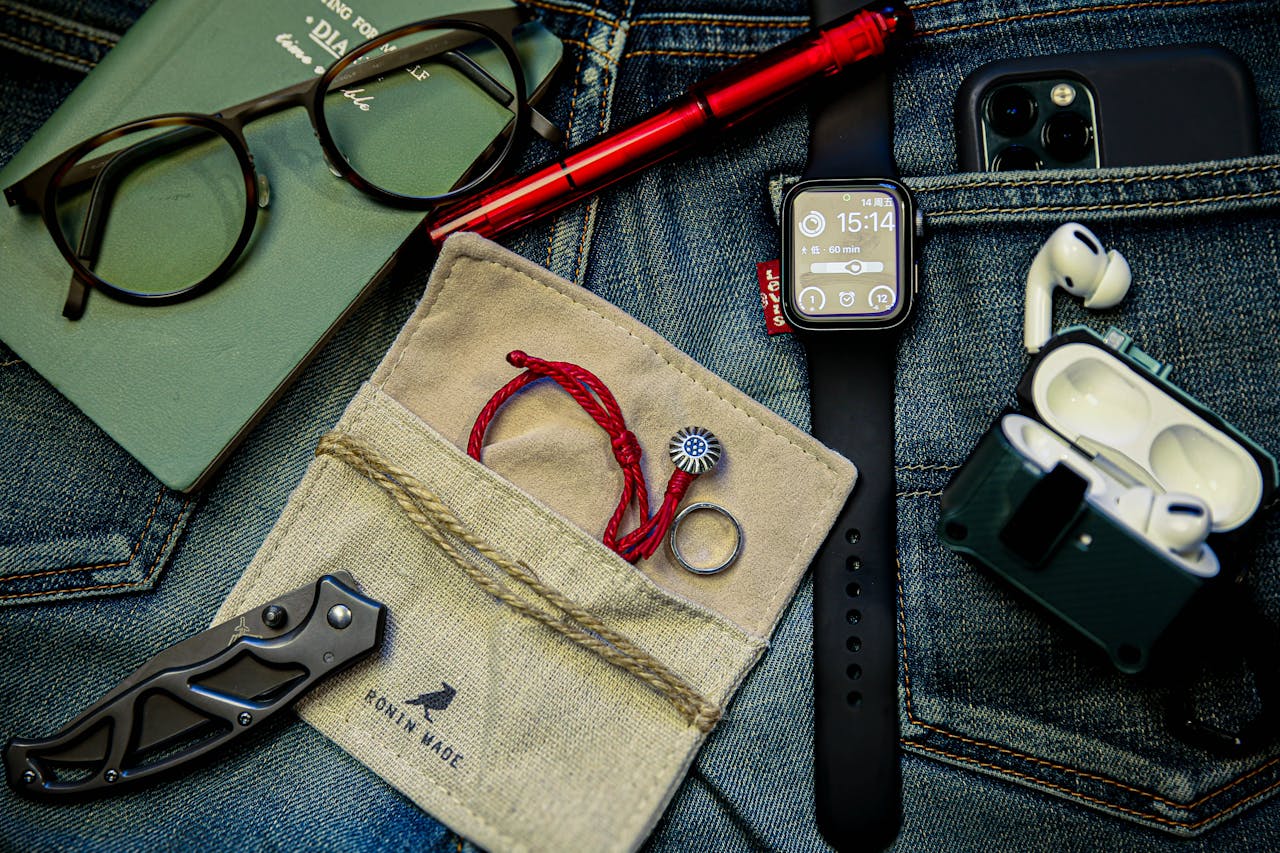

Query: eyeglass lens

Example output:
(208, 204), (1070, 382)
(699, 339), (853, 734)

(53, 123), (248, 297)
(322, 25), (520, 199)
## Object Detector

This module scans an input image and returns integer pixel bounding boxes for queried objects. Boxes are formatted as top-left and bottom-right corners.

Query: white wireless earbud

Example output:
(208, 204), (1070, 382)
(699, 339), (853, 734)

(1024, 222), (1132, 353)
(1114, 486), (1212, 558)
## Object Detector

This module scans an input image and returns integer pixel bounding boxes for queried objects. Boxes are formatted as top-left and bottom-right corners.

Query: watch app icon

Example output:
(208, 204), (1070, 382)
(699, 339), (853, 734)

(868, 285), (896, 310)
(799, 211), (826, 238)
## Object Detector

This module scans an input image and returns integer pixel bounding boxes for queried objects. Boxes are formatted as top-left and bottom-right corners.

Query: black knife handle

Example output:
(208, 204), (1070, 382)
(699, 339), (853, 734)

(6, 575), (385, 799)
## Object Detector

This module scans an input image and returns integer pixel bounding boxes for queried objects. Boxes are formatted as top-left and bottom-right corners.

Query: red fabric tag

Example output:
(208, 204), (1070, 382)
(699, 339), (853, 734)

(756, 259), (792, 335)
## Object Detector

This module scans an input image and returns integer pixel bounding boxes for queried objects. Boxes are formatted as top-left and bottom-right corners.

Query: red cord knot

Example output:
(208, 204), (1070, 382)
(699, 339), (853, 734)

(507, 350), (531, 368)
(612, 430), (642, 467)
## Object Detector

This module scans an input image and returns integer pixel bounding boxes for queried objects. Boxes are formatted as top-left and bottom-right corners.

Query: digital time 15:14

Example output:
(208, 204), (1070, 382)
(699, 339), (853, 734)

(836, 210), (895, 233)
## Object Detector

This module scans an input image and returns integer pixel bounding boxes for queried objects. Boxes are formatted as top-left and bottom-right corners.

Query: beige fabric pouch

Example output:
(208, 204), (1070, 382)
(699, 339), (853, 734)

(216, 234), (855, 852)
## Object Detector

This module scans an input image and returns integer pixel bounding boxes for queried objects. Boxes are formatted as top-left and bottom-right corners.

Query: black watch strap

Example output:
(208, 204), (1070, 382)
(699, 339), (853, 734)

(804, 14), (893, 178)
(804, 3), (902, 850)
(807, 334), (901, 852)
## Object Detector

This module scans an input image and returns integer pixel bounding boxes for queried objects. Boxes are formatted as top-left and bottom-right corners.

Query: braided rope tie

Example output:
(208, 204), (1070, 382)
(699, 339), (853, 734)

(316, 431), (722, 733)
(468, 350), (701, 563)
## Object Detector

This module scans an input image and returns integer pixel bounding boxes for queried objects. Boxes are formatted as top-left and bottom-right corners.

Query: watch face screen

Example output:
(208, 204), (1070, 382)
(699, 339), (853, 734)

(785, 186), (906, 324)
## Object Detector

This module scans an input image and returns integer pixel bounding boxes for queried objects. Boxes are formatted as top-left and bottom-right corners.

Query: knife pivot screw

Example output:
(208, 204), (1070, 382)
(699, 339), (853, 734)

(21, 770), (36, 785)
(104, 769), (119, 783)
(261, 605), (287, 629)
(238, 712), (253, 727)
(327, 604), (353, 629)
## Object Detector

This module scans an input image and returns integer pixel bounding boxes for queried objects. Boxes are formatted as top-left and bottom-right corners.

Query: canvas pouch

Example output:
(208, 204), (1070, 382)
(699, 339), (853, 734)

(215, 234), (855, 852)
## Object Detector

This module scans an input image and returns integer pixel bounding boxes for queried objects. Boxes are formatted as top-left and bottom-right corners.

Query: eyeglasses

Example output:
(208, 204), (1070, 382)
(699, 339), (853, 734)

(3, 8), (558, 320)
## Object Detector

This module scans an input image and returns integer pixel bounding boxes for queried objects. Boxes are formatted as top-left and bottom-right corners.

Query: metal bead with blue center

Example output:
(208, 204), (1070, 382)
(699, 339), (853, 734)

(669, 426), (722, 475)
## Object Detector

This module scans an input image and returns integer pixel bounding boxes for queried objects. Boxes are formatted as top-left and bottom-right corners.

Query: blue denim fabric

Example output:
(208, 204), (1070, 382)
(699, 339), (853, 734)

(3, 1), (1280, 851)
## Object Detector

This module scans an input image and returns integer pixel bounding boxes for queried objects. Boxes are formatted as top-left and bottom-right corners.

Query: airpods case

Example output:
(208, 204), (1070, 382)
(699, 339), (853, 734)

(937, 326), (1278, 673)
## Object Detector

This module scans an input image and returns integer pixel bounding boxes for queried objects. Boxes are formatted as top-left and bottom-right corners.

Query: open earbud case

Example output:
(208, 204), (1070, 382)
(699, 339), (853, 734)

(938, 326), (1278, 673)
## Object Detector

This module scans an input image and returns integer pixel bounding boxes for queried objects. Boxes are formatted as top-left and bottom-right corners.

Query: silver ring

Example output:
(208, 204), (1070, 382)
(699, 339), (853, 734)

(668, 502), (743, 575)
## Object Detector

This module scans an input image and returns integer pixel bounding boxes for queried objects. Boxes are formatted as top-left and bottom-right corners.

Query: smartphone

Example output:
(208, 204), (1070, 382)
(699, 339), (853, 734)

(955, 44), (1260, 171)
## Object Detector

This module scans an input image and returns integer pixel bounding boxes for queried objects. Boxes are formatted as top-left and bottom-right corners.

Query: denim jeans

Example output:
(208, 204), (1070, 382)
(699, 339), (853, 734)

(3, 0), (1280, 850)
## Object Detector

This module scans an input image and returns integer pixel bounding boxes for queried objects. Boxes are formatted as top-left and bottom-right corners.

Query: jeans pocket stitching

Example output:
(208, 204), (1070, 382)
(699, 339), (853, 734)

(526, 0), (620, 31)
(926, 188), (1280, 219)
(631, 17), (806, 30)
(0, 3), (117, 47)
(544, 9), (600, 272)
(911, 162), (1280, 193)
(915, 0), (1237, 39)
(0, 486), (166, 585)
(0, 494), (192, 602)
(896, 555), (1280, 830)
(0, 29), (93, 68)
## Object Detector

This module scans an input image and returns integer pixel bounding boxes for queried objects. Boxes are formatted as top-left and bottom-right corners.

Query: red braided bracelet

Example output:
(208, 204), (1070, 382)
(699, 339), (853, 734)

(468, 350), (719, 563)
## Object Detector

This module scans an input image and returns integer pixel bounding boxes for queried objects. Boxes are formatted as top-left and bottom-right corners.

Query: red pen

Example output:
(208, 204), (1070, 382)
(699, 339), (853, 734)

(424, 2), (914, 246)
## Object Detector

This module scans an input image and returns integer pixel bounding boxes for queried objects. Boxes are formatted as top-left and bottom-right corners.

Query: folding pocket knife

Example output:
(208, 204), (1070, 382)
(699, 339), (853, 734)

(5, 573), (385, 799)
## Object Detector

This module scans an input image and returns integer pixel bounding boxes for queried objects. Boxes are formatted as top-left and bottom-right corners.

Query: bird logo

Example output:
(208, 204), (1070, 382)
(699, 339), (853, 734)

(405, 683), (457, 722)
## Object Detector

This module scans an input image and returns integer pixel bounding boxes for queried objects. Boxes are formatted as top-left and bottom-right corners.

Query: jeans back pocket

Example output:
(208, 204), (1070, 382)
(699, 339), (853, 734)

(896, 155), (1280, 836)
(0, 345), (193, 606)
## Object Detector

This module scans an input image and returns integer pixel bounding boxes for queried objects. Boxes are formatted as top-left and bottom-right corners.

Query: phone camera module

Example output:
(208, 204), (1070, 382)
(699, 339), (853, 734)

(992, 145), (1043, 171)
(986, 86), (1038, 137)
(1042, 112), (1093, 162)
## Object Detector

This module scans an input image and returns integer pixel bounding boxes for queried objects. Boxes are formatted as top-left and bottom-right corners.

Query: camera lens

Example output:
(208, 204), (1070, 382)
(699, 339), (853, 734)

(1042, 112), (1093, 162)
(986, 86), (1038, 137)
(992, 145), (1043, 171)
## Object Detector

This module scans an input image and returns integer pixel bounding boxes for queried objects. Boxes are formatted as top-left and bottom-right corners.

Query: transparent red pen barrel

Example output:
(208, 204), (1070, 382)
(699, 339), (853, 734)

(425, 4), (912, 245)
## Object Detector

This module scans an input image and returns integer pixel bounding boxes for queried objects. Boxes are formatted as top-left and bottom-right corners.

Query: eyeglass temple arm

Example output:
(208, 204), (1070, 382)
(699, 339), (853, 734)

(2, 22), (563, 209)
(62, 127), (205, 319)
(325, 30), (561, 144)
(434, 49), (561, 144)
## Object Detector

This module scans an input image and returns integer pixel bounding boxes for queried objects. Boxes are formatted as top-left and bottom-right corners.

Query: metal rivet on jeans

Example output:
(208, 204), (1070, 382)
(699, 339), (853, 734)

(104, 769), (119, 783)
(237, 712), (253, 727)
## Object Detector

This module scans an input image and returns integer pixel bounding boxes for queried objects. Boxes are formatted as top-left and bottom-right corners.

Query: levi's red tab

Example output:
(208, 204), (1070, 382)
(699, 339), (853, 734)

(756, 260), (792, 335)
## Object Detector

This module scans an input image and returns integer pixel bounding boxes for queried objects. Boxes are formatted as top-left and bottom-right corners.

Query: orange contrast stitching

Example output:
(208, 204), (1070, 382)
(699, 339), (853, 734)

(916, 0), (1234, 37)
(522, 0), (806, 31)
(0, 358), (23, 367)
(0, 496), (191, 601)
(625, 48), (756, 60)
(631, 17), (805, 29)
(520, 0), (619, 30)
(903, 740), (1280, 831)
(912, 162), (1280, 193)
(928, 189), (1280, 218)
(897, 559), (1280, 820)
(0, 30), (93, 66)
(571, 33), (615, 284)
(0, 487), (166, 584)
(546, 8), (597, 270)
(0, 4), (117, 46)
(556, 35), (615, 65)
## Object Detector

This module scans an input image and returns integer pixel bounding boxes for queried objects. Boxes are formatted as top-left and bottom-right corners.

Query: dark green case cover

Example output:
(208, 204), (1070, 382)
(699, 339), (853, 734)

(937, 327), (1278, 672)
(0, 0), (562, 491)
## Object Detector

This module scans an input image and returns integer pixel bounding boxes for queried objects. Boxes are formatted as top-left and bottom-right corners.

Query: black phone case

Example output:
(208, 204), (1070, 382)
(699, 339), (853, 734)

(955, 44), (1260, 171)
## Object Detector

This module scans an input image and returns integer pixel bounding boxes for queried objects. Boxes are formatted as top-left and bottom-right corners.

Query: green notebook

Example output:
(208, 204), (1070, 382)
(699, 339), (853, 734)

(0, 0), (562, 491)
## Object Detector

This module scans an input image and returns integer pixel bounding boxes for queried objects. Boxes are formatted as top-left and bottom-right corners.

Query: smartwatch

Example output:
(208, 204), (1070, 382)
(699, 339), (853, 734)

(782, 2), (918, 850)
